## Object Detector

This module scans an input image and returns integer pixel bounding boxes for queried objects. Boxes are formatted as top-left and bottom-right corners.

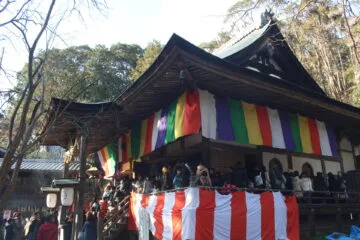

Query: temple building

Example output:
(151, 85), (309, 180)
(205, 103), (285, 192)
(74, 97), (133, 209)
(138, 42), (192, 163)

(41, 20), (360, 238)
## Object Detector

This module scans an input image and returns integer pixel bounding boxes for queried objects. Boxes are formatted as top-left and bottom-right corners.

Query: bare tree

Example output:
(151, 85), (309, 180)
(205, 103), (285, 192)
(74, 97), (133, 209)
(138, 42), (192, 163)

(0, 0), (106, 208)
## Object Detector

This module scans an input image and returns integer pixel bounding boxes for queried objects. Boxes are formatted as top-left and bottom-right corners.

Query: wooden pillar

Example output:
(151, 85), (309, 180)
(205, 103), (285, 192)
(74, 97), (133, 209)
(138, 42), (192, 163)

(71, 190), (78, 240)
(75, 134), (88, 238)
(201, 138), (210, 168)
(63, 163), (69, 178)
(287, 152), (293, 170)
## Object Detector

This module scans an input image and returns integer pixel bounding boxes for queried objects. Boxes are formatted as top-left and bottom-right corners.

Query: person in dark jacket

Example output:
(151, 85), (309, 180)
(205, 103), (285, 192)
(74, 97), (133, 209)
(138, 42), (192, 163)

(27, 212), (41, 240)
(328, 172), (341, 192)
(63, 213), (73, 240)
(37, 215), (58, 240)
(270, 165), (286, 189)
(231, 162), (248, 188)
(82, 212), (97, 240)
(173, 169), (183, 189)
(314, 172), (328, 191)
(4, 219), (14, 240)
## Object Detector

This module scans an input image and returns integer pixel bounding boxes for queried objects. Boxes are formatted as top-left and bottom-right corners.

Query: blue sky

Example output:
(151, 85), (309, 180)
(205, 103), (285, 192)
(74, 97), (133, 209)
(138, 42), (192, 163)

(1, 0), (239, 90)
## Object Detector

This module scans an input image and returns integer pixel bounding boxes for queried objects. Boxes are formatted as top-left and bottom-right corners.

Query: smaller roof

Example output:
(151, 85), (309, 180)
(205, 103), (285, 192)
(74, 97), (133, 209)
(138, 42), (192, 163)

(214, 21), (271, 58)
(0, 158), (80, 172)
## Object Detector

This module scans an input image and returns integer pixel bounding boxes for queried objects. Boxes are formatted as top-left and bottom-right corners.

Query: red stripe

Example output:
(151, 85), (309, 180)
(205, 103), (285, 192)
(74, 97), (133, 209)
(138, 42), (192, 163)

(260, 192), (275, 240)
(121, 135), (128, 163)
(230, 191), (247, 240)
(285, 196), (300, 240)
(183, 90), (201, 136)
(141, 194), (149, 209)
(195, 188), (215, 240)
(154, 193), (165, 240)
(144, 114), (155, 154)
(256, 105), (272, 146)
(172, 191), (186, 240)
(100, 148), (109, 175)
(127, 193), (138, 231)
(308, 118), (321, 155)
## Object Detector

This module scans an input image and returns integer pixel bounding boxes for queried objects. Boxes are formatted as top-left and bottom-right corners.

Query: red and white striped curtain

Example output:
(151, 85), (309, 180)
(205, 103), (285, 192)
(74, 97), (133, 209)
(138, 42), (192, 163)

(128, 188), (299, 240)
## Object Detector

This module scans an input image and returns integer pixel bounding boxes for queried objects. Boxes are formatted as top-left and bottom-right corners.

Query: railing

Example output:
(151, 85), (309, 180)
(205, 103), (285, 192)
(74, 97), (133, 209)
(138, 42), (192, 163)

(101, 187), (360, 239)
(132, 187), (360, 238)
(101, 195), (130, 239)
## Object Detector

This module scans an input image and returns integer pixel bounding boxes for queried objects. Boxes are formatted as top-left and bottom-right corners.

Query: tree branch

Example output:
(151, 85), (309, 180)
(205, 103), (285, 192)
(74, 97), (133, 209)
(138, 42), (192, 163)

(0, 0), (32, 28)
(343, 0), (360, 65)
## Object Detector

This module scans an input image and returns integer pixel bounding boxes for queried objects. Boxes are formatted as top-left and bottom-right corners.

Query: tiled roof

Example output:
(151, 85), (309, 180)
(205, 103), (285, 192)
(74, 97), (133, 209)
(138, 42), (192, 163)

(0, 158), (80, 171)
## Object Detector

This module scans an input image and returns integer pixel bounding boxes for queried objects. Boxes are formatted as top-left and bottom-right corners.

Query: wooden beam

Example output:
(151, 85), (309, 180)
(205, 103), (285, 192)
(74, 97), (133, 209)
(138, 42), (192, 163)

(176, 58), (197, 91)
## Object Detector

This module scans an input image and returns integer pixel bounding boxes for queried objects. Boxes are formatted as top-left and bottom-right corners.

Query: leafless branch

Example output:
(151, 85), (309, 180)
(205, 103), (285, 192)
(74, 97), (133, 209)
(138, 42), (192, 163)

(11, 22), (31, 50)
(0, 0), (32, 28)
(8, 83), (28, 146)
(343, 0), (360, 65)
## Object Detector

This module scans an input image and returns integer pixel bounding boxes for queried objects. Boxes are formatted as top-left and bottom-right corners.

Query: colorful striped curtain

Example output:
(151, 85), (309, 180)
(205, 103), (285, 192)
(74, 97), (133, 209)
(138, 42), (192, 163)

(118, 89), (338, 160)
(97, 143), (117, 177)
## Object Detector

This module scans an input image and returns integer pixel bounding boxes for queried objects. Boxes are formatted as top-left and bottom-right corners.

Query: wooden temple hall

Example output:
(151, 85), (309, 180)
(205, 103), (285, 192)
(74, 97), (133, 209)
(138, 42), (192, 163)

(41, 21), (360, 236)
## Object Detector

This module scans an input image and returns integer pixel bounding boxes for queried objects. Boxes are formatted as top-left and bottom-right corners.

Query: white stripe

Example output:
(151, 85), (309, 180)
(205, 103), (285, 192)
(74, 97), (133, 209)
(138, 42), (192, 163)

(147, 195), (158, 235)
(135, 194), (143, 230)
(246, 192), (261, 240)
(152, 110), (161, 151)
(273, 192), (287, 240)
(97, 150), (105, 169)
(182, 188), (200, 240)
(162, 192), (175, 240)
(214, 191), (231, 240)
(267, 107), (285, 149)
(355, 145), (360, 156)
(316, 120), (332, 156)
(199, 90), (217, 139)
(118, 137), (122, 163)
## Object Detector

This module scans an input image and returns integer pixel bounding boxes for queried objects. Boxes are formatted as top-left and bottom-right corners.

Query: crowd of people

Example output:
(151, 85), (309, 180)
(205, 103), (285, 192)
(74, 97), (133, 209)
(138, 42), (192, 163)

(0, 209), (98, 240)
(0, 212), (58, 240)
(125, 160), (348, 198)
(0, 160), (349, 240)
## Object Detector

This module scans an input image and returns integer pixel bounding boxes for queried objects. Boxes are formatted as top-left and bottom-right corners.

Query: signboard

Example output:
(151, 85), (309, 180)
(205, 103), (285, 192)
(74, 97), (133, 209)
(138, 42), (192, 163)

(3, 210), (11, 220)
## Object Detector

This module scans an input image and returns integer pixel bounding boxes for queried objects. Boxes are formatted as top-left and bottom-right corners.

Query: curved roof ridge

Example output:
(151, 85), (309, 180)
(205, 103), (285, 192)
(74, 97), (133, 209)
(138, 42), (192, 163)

(213, 21), (271, 58)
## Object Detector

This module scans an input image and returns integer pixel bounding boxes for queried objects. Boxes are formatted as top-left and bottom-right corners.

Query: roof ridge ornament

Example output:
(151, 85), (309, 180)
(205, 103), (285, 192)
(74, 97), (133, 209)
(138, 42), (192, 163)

(260, 9), (275, 27)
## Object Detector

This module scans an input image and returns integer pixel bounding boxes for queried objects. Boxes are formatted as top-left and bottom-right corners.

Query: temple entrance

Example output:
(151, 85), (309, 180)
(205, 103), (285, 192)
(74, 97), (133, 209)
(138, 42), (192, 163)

(302, 162), (314, 178)
(269, 158), (283, 171)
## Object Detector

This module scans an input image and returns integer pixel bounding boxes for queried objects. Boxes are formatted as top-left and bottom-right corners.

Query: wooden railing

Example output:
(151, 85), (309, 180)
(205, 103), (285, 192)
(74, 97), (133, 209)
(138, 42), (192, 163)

(101, 195), (130, 239)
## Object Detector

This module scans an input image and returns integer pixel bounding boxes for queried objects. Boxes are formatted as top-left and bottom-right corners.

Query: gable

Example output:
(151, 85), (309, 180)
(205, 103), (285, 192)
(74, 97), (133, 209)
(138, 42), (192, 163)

(214, 21), (325, 95)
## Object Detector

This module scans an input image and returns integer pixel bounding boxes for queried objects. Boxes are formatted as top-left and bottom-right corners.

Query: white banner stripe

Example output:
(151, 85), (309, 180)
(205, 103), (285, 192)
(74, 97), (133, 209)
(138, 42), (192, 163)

(246, 192), (262, 240)
(182, 188), (199, 240)
(97, 151), (105, 169)
(199, 90), (217, 139)
(267, 107), (286, 149)
(152, 110), (161, 151)
(214, 191), (232, 240)
(162, 192), (175, 240)
(273, 192), (287, 240)
(147, 195), (157, 235)
(135, 193), (143, 230)
(316, 120), (332, 156)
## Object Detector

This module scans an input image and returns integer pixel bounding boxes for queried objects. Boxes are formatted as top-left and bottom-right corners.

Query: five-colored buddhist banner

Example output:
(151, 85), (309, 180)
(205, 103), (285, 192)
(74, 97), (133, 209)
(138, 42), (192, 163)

(118, 89), (338, 161)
